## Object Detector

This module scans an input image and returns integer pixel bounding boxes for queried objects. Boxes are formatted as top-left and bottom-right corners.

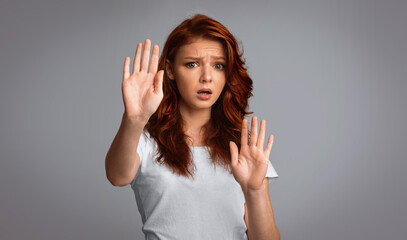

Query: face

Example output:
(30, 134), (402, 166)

(167, 37), (226, 114)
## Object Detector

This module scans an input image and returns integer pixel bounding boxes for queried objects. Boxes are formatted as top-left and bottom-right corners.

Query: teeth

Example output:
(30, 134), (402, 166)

(198, 92), (210, 95)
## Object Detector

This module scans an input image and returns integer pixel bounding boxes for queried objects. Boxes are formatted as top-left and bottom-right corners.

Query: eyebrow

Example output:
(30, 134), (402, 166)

(183, 56), (226, 61)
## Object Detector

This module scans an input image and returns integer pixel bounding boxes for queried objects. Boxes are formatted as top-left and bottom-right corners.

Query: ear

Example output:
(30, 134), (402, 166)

(165, 59), (175, 80)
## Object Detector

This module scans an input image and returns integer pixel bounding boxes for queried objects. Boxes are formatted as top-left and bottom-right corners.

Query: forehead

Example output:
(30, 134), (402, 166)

(175, 38), (225, 59)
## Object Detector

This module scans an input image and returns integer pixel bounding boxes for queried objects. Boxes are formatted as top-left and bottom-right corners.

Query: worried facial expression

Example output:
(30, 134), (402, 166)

(167, 38), (227, 113)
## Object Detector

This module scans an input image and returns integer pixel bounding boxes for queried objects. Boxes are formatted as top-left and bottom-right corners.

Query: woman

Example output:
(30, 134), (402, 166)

(105, 14), (280, 240)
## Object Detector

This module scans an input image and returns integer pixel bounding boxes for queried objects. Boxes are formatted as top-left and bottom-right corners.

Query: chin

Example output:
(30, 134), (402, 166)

(193, 102), (215, 110)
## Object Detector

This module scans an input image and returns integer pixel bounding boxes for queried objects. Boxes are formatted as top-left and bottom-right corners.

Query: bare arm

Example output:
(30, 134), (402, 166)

(244, 178), (280, 240)
(230, 117), (279, 239)
(105, 39), (163, 187)
(105, 114), (147, 186)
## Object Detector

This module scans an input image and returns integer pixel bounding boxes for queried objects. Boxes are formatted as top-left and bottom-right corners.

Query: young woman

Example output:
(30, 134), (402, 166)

(105, 14), (280, 240)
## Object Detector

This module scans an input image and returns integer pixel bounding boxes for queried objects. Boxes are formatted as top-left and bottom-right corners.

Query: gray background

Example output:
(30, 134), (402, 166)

(1, 0), (406, 239)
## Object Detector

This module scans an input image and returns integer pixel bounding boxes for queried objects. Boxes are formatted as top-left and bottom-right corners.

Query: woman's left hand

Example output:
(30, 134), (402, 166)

(230, 116), (274, 194)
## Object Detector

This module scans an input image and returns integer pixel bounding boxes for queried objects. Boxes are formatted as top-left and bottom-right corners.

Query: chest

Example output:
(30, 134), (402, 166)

(134, 148), (245, 205)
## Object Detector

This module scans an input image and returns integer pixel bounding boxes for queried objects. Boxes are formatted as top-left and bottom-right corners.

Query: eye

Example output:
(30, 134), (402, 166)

(185, 62), (198, 68)
(214, 63), (225, 70)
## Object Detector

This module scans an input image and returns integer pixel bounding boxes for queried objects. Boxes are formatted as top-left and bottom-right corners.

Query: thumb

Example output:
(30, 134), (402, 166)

(154, 70), (164, 94)
(229, 141), (239, 167)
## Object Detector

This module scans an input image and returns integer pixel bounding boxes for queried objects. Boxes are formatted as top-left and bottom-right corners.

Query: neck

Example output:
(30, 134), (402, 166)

(179, 104), (211, 146)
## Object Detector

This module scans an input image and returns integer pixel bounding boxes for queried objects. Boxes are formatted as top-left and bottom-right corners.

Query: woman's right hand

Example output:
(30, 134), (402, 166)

(122, 39), (164, 122)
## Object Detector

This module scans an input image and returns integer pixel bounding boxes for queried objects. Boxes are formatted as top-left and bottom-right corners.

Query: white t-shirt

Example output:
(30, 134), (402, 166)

(130, 131), (279, 240)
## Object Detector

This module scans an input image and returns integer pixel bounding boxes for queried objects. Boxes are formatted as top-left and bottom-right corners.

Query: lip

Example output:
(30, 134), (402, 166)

(197, 88), (212, 94)
(197, 88), (213, 100)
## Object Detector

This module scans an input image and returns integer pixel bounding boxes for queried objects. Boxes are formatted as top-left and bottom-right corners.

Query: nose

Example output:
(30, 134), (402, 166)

(199, 64), (212, 83)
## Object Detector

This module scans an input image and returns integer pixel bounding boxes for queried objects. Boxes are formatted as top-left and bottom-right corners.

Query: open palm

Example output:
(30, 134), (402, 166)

(122, 39), (164, 121)
(230, 116), (274, 193)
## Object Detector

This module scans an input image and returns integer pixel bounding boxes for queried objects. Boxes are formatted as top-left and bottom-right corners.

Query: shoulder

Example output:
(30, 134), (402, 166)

(266, 160), (279, 179)
(139, 130), (155, 147)
(137, 130), (157, 159)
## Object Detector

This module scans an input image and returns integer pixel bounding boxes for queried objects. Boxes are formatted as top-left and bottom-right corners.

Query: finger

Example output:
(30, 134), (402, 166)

(265, 134), (274, 159)
(133, 42), (142, 73)
(149, 45), (159, 73)
(257, 119), (266, 148)
(241, 119), (249, 147)
(123, 57), (130, 80)
(154, 70), (164, 94)
(140, 39), (151, 72)
(229, 141), (239, 167)
(249, 116), (258, 146)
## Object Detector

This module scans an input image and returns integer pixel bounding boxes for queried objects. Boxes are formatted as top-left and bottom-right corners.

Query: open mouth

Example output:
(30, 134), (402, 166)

(197, 88), (212, 95)
(197, 88), (213, 100)
(198, 91), (211, 95)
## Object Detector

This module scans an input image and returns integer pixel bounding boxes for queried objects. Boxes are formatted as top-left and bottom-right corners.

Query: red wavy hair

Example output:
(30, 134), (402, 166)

(145, 14), (253, 179)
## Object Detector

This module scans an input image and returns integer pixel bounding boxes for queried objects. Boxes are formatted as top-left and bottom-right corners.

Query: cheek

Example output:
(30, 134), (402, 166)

(175, 81), (185, 94)
(218, 77), (226, 92)
(175, 78), (192, 98)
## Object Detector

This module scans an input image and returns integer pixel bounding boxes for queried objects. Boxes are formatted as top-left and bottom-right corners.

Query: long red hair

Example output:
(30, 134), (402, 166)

(146, 14), (253, 178)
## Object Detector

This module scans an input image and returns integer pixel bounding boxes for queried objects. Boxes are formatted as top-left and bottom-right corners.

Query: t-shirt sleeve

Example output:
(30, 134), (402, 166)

(265, 160), (279, 180)
(130, 130), (151, 187)
(136, 131), (148, 160)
